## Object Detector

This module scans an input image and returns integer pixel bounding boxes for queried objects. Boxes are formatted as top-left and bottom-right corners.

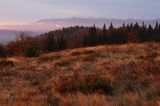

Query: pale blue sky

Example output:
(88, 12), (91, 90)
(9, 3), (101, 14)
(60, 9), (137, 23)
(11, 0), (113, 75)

(0, 0), (159, 23)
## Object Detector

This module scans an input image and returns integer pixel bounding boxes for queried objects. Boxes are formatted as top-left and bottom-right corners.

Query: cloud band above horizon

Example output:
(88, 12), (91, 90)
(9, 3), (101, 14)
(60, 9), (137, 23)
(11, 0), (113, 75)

(0, 0), (160, 23)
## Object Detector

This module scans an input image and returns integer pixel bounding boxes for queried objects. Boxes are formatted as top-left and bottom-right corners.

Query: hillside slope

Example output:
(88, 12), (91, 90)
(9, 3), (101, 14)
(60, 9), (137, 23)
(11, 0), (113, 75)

(0, 42), (160, 106)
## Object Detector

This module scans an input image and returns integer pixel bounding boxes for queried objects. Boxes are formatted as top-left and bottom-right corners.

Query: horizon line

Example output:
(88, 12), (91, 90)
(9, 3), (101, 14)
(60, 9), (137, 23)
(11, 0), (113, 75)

(1, 17), (160, 24)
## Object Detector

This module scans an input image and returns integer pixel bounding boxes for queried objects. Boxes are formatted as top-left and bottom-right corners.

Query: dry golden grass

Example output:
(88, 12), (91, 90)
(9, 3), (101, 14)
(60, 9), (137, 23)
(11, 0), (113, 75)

(0, 42), (160, 106)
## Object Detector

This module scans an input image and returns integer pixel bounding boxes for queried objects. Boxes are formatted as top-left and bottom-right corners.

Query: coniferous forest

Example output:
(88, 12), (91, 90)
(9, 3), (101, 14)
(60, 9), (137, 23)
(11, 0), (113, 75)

(0, 22), (160, 57)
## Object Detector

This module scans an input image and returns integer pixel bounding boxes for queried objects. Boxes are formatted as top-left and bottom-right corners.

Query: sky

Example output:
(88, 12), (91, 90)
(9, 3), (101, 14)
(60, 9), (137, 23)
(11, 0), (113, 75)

(0, 0), (160, 23)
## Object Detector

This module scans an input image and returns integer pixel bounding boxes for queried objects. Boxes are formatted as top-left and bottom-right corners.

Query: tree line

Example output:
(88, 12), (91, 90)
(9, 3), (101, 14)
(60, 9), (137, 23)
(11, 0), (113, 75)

(0, 22), (160, 57)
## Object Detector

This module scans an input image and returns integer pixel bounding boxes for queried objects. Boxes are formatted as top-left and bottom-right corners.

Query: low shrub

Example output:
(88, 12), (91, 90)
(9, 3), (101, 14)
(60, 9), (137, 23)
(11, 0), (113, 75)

(0, 60), (14, 68)
(71, 50), (95, 56)
(54, 73), (113, 95)
(81, 55), (96, 62)
(39, 54), (63, 62)
(70, 51), (82, 56)
(55, 61), (71, 67)
(23, 46), (39, 57)
(82, 50), (95, 55)
(46, 92), (60, 106)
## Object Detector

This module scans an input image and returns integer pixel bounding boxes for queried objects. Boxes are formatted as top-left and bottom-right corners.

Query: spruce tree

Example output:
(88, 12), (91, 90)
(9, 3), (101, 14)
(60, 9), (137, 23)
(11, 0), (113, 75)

(44, 32), (56, 52)
(109, 23), (113, 30)
(88, 25), (97, 46)
(102, 24), (107, 43)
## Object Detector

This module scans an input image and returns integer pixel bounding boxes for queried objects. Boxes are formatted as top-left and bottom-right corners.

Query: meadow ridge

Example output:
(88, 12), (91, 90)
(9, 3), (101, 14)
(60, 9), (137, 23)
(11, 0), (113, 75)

(0, 42), (160, 106)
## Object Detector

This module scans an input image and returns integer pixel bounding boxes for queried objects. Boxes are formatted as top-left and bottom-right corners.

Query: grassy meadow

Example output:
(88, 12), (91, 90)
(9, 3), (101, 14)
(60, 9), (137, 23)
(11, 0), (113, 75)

(0, 42), (160, 106)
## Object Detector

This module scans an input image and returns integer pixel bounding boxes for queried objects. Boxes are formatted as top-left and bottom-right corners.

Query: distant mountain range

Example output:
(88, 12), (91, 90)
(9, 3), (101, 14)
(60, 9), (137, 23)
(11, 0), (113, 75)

(37, 18), (160, 28)
(0, 18), (160, 42)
